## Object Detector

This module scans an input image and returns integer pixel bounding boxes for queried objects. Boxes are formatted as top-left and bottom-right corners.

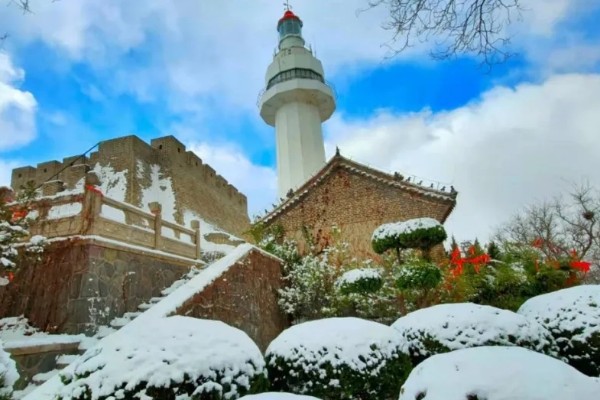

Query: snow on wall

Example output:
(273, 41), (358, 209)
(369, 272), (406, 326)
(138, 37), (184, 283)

(47, 203), (82, 220)
(92, 164), (127, 202)
(138, 161), (177, 223)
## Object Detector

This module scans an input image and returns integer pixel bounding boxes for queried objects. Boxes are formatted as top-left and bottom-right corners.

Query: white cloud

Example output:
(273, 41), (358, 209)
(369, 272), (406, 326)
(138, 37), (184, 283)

(0, 159), (20, 187)
(4, 0), (586, 113)
(324, 73), (600, 242)
(187, 142), (276, 219)
(0, 53), (37, 151)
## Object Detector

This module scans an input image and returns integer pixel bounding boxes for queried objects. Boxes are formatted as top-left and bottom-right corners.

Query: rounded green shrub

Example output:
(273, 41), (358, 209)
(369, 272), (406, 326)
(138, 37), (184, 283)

(266, 317), (412, 400)
(399, 346), (600, 400)
(58, 316), (268, 399)
(392, 303), (558, 365)
(395, 262), (442, 290)
(336, 268), (383, 295)
(240, 394), (322, 399)
(518, 285), (600, 376)
(372, 218), (446, 258)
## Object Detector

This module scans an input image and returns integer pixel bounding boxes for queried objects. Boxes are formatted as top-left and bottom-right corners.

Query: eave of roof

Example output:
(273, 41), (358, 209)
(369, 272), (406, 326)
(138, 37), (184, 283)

(260, 153), (458, 225)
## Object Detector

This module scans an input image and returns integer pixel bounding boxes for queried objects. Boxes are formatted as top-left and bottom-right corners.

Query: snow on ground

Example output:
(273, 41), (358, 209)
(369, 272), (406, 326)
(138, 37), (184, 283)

(399, 346), (600, 400)
(0, 317), (83, 350)
(240, 394), (322, 399)
(266, 317), (403, 372)
(57, 316), (266, 400)
(518, 285), (600, 343)
(392, 303), (557, 359)
(47, 203), (82, 220)
(0, 339), (19, 396)
(372, 218), (441, 241)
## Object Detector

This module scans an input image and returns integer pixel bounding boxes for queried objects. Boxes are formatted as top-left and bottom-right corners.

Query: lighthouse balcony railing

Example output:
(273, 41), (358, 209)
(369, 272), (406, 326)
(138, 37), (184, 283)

(257, 76), (337, 108)
(266, 68), (325, 90)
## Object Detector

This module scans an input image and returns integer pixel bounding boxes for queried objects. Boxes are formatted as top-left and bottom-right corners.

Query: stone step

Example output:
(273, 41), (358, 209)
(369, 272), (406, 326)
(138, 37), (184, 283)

(56, 354), (79, 369)
(123, 311), (142, 319)
(32, 369), (61, 384)
(138, 303), (153, 311)
(149, 297), (163, 303)
(109, 317), (131, 328)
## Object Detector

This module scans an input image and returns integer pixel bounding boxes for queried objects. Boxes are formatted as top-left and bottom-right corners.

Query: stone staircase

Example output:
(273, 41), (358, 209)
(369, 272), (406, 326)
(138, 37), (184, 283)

(12, 262), (209, 398)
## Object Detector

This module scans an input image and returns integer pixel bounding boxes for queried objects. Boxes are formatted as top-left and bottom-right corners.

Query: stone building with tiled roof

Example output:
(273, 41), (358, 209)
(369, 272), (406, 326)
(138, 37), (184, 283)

(259, 150), (457, 259)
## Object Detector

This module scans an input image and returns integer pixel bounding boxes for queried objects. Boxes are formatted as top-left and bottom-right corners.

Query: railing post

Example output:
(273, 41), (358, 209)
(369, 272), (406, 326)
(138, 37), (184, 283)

(191, 220), (201, 259)
(81, 172), (102, 234)
(149, 202), (162, 250)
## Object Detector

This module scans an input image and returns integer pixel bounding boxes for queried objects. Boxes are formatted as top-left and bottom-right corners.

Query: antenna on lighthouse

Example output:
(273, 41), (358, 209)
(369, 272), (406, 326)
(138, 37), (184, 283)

(284, 0), (292, 11)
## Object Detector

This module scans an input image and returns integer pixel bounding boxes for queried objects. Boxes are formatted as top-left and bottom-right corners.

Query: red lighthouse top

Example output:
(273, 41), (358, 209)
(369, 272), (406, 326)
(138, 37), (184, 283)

(278, 10), (301, 25)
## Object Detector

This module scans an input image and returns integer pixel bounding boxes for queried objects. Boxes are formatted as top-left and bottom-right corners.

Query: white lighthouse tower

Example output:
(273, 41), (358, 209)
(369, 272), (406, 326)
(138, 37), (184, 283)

(260, 8), (336, 199)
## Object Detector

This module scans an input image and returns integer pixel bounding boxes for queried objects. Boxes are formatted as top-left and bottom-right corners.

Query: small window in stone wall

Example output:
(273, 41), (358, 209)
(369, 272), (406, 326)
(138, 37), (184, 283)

(159, 145), (163, 150)
(178, 148), (181, 153)
(43, 168), (47, 173)
(18, 174), (22, 178)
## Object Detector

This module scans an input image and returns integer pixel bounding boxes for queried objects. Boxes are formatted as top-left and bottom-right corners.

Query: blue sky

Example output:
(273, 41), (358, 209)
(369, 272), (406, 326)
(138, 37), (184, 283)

(1, 0), (600, 242)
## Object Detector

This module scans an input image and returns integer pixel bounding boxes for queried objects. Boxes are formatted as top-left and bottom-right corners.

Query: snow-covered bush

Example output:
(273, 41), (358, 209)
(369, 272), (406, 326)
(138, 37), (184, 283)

(392, 303), (558, 365)
(277, 248), (340, 320)
(399, 346), (600, 400)
(336, 268), (383, 295)
(372, 218), (446, 261)
(239, 394), (321, 400)
(0, 341), (18, 400)
(266, 317), (412, 399)
(395, 261), (442, 290)
(57, 316), (268, 400)
(518, 285), (600, 376)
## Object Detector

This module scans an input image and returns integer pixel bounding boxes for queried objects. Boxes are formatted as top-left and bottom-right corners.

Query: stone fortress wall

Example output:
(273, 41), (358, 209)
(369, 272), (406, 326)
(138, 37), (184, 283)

(11, 135), (250, 235)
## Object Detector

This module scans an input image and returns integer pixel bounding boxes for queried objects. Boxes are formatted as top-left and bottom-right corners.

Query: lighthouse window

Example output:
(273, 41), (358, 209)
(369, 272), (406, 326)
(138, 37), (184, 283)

(278, 19), (302, 39)
(267, 68), (324, 90)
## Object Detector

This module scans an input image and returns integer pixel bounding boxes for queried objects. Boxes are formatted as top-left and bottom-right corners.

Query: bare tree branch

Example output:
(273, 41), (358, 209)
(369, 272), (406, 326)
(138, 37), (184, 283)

(495, 183), (600, 283)
(364, 0), (524, 67)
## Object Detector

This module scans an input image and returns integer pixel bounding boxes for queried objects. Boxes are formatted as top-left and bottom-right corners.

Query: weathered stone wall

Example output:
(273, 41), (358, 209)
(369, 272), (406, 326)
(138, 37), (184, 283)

(176, 249), (289, 351)
(0, 239), (193, 335)
(265, 166), (454, 259)
(11, 135), (249, 235)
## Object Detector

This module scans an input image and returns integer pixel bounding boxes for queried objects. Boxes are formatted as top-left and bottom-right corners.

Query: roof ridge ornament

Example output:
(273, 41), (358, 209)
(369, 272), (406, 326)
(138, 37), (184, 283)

(284, 0), (291, 11)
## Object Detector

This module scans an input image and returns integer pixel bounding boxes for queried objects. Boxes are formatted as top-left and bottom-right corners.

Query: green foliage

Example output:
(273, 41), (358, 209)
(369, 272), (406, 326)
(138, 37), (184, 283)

(336, 269), (383, 295)
(58, 369), (269, 400)
(372, 220), (447, 262)
(487, 241), (502, 260)
(267, 344), (412, 400)
(395, 261), (442, 291)
(393, 304), (560, 366)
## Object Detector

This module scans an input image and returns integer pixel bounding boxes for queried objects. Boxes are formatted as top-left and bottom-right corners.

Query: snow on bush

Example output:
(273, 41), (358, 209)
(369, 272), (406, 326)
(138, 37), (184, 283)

(57, 316), (268, 400)
(392, 303), (558, 365)
(399, 346), (600, 400)
(518, 285), (600, 376)
(335, 268), (383, 295)
(239, 394), (321, 400)
(395, 261), (442, 290)
(0, 340), (18, 399)
(372, 218), (446, 259)
(266, 317), (412, 399)
(0, 222), (27, 270)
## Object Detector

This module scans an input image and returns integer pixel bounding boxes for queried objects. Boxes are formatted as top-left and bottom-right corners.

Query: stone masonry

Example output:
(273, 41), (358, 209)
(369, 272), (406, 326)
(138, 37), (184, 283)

(11, 135), (250, 236)
(0, 238), (195, 335)
(261, 153), (457, 259)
